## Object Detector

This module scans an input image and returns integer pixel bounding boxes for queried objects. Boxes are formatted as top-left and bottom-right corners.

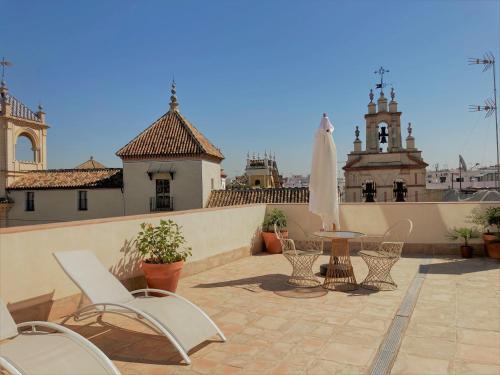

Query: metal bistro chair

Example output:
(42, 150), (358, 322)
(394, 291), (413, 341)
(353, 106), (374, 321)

(274, 224), (323, 287)
(359, 219), (413, 291)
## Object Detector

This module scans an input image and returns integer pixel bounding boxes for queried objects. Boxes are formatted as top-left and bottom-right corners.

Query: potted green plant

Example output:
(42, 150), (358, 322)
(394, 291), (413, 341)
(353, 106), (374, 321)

(262, 209), (288, 254)
(446, 227), (479, 258)
(487, 233), (500, 259)
(135, 219), (192, 292)
(470, 207), (500, 255)
(484, 207), (500, 258)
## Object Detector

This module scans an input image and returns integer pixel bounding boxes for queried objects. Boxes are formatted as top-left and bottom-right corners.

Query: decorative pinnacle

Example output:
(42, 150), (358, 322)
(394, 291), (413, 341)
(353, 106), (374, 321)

(390, 87), (395, 101)
(355, 126), (360, 140)
(0, 57), (12, 82)
(169, 80), (179, 112)
(369, 89), (374, 103)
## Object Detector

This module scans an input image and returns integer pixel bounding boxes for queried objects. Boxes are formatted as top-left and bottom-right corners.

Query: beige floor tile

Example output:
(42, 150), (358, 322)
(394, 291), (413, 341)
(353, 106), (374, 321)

(319, 342), (375, 366)
(307, 359), (367, 374)
(391, 352), (451, 374)
(399, 335), (456, 360)
(456, 343), (500, 365)
(452, 359), (500, 375)
(253, 315), (289, 330)
(457, 328), (500, 348)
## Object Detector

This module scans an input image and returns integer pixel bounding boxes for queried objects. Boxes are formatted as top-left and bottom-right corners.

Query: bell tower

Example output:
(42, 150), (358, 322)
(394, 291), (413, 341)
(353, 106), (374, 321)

(0, 78), (49, 198)
(344, 67), (428, 203)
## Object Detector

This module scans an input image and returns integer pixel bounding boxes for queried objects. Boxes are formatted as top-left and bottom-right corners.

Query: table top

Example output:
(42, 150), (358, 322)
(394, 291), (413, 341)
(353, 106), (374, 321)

(312, 230), (365, 239)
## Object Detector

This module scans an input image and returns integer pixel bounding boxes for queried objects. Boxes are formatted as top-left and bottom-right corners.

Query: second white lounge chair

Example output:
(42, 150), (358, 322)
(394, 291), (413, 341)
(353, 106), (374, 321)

(53, 250), (226, 365)
(0, 298), (120, 375)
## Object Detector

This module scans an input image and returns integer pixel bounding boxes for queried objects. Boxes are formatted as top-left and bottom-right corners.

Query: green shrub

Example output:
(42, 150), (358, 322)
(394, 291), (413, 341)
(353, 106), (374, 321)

(135, 219), (192, 264)
(446, 227), (479, 246)
(263, 209), (287, 232)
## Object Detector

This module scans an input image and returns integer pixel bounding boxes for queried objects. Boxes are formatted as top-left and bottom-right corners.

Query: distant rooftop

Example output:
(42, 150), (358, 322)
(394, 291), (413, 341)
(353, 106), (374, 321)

(116, 83), (223, 161)
(207, 187), (309, 207)
(74, 157), (107, 169)
(7, 169), (123, 190)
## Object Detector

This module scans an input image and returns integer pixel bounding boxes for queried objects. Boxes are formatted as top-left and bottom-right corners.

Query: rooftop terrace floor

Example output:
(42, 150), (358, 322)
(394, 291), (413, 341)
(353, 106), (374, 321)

(62, 254), (499, 375)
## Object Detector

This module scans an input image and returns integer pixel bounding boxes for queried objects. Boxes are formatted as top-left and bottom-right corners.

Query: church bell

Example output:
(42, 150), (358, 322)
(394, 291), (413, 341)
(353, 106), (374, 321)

(379, 126), (388, 144)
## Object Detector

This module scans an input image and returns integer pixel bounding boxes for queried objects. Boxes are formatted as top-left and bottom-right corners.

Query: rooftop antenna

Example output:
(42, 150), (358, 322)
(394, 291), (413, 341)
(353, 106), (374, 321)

(374, 66), (389, 93)
(0, 57), (13, 82)
(468, 52), (498, 190)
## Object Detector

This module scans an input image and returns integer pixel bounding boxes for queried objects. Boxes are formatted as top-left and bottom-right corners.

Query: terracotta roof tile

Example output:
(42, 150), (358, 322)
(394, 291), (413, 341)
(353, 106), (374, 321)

(116, 110), (224, 160)
(74, 158), (107, 169)
(7, 169), (123, 190)
(206, 187), (309, 208)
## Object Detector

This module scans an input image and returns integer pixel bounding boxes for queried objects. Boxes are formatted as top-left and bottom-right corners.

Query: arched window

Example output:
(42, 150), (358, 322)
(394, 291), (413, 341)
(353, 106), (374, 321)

(254, 179), (261, 186)
(15, 134), (36, 162)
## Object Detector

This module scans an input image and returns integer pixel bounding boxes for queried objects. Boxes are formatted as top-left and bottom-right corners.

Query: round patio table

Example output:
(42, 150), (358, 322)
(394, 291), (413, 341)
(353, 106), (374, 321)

(313, 231), (365, 292)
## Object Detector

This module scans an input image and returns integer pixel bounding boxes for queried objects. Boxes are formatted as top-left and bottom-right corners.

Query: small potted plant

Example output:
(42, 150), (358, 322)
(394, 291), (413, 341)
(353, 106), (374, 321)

(469, 206), (500, 256)
(262, 209), (288, 254)
(484, 207), (500, 258)
(486, 233), (500, 259)
(446, 227), (479, 258)
(135, 219), (192, 292)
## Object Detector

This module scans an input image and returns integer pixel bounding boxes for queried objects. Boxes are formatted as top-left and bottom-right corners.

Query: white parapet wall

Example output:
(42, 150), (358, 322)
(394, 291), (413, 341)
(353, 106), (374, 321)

(0, 204), (266, 318)
(268, 202), (497, 254)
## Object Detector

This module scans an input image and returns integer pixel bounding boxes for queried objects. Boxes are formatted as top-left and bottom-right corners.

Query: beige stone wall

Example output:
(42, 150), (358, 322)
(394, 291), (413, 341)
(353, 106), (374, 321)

(0, 204), (266, 310)
(0, 118), (48, 197)
(344, 151), (427, 202)
(123, 160), (204, 214)
(268, 202), (496, 251)
(6, 188), (124, 227)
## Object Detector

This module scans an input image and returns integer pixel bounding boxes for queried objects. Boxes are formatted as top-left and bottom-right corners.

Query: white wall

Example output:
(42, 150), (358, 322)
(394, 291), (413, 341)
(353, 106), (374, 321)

(201, 160), (221, 207)
(123, 160), (204, 214)
(268, 202), (497, 244)
(0, 204), (266, 304)
(6, 188), (124, 226)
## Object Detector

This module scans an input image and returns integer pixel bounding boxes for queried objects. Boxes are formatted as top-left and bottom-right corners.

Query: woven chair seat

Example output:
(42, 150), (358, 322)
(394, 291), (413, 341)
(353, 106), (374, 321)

(359, 219), (413, 291)
(287, 249), (323, 256)
(359, 250), (398, 259)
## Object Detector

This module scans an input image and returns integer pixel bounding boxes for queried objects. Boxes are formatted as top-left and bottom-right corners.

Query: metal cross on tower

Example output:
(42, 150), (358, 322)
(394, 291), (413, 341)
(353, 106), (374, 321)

(374, 66), (389, 93)
(0, 57), (13, 82)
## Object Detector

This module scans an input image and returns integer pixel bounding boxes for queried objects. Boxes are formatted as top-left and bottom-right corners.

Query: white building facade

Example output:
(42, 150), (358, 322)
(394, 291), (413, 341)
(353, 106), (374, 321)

(2, 81), (224, 226)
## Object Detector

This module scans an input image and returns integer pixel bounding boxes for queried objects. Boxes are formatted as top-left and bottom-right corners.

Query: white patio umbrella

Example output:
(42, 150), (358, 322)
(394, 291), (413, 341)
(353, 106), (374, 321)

(309, 113), (340, 230)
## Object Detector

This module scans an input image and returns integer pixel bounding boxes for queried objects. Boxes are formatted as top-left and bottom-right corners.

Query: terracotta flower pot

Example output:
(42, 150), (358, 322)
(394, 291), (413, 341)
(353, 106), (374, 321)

(460, 245), (473, 259)
(262, 230), (288, 254)
(141, 260), (184, 293)
(485, 241), (500, 259)
(483, 233), (496, 255)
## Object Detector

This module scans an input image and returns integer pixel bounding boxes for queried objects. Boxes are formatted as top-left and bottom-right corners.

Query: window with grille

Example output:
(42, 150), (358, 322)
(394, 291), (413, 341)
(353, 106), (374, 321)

(25, 192), (34, 211)
(78, 191), (88, 211)
(156, 179), (171, 209)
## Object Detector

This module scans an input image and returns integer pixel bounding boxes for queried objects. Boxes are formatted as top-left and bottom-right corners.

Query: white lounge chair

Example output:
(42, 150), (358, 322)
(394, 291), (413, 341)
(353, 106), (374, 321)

(53, 250), (226, 365)
(0, 298), (120, 375)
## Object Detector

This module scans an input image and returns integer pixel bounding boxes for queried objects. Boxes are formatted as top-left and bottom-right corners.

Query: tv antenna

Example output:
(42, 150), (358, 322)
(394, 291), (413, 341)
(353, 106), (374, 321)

(468, 52), (498, 190)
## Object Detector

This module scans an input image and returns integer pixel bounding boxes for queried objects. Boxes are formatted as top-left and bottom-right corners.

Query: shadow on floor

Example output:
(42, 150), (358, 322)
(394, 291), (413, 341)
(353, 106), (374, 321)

(63, 316), (218, 365)
(194, 274), (366, 298)
(420, 258), (499, 275)
(194, 273), (293, 292)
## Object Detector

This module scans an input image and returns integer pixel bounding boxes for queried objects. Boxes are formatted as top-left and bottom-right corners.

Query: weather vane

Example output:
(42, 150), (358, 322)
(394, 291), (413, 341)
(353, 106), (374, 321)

(0, 57), (13, 82)
(374, 66), (389, 93)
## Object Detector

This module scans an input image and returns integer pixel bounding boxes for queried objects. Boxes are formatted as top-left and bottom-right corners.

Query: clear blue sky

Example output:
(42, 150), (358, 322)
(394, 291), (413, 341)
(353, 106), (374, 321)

(3, 0), (499, 178)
